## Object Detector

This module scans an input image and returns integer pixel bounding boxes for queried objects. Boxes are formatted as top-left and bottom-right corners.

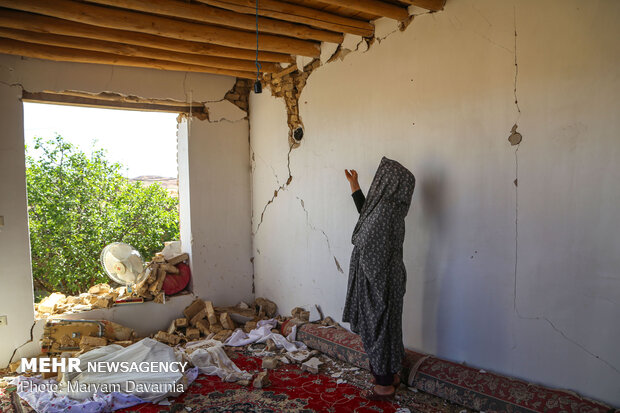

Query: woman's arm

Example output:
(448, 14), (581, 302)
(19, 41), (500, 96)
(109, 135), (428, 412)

(345, 169), (365, 213)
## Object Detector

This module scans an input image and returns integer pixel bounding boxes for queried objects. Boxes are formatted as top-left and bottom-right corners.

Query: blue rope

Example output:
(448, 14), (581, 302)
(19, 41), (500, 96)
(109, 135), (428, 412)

(255, 0), (261, 81)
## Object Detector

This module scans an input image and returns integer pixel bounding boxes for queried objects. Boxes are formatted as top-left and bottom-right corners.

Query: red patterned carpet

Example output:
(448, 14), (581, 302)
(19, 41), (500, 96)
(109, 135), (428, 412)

(118, 353), (412, 413)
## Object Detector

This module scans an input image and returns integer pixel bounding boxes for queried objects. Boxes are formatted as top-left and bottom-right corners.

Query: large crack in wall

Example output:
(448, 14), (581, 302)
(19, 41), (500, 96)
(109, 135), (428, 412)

(507, 7), (620, 376)
(252, 13), (431, 275)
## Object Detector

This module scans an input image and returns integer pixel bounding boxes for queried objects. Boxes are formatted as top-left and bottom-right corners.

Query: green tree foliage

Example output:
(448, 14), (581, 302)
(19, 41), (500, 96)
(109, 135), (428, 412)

(26, 135), (179, 298)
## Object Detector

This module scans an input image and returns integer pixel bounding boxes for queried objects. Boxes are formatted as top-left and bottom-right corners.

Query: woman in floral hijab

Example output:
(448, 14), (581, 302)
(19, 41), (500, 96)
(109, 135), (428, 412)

(343, 157), (415, 400)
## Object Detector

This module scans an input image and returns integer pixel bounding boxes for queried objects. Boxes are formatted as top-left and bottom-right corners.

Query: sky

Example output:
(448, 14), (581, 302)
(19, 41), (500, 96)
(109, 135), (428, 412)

(23, 102), (179, 178)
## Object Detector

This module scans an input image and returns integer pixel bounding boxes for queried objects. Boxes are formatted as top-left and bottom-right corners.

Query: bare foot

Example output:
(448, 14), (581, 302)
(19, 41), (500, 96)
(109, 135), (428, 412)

(374, 384), (395, 395)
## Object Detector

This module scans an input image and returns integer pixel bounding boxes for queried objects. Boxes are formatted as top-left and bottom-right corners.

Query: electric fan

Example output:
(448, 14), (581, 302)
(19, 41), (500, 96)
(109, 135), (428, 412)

(100, 242), (146, 286)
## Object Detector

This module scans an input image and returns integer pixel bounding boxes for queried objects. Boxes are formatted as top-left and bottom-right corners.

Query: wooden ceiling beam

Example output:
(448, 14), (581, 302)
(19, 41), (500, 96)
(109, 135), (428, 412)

(0, 0), (320, 57)
(84, 0), (343, 44)
(0, 9), (293, 63)
(0, 27), (280, 73)
(197, 0), (374, 37)
(396, 0), (445, 11)
(0, 37), (257, 78)
(314, 0), (409, 21)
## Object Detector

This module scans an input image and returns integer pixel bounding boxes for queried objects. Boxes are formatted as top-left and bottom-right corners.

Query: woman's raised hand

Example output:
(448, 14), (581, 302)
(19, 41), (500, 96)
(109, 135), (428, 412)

(345, 169), (361, 193)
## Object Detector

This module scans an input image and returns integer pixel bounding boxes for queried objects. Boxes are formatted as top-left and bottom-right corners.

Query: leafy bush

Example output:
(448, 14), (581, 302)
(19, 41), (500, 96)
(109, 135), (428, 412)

(26, 136), (180, 299)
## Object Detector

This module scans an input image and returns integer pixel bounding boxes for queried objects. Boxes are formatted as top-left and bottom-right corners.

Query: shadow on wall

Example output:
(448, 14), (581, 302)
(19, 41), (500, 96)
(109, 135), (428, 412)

(417, 163), (448, 353)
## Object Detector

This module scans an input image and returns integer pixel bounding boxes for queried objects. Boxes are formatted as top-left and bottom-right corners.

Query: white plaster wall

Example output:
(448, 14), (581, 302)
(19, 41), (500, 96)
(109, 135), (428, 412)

(179, 116), (254, 306)
(0, 54), (253, 366)
(250, 0), (620, 406)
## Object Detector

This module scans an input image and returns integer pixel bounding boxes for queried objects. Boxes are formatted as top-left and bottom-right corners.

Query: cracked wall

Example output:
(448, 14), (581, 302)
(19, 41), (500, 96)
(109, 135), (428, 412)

(0, 54), (253, 367)
(249, 0), (620, 407)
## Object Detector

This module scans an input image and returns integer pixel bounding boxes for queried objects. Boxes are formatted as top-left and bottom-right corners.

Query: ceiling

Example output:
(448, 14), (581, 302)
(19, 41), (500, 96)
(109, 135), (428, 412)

(0, 0), (445, 79)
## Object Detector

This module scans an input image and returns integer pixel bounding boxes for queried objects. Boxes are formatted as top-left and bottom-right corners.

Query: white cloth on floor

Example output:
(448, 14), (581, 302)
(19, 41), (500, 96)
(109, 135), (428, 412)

(179, 339), (252, 382)
(14, 338), (199, 413)
(224, 319), (307, 352)
(14, 375), (146, 413)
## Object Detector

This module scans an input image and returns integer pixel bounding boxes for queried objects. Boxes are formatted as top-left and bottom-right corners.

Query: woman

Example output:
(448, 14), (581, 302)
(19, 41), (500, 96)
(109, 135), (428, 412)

(343, 157), (415, 400)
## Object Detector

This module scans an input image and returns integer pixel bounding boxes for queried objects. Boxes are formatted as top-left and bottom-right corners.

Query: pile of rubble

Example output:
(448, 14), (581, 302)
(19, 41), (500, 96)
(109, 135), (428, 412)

(35, 284), (136, 318)
(152, 297), (278, 347)
(133, 253), (189, 302)
(35, 252), (190, 319)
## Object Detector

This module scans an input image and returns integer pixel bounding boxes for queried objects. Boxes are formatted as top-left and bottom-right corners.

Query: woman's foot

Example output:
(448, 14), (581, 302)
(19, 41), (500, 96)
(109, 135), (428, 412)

(361, 384), (395, 401)
(371, 373), (401, 387)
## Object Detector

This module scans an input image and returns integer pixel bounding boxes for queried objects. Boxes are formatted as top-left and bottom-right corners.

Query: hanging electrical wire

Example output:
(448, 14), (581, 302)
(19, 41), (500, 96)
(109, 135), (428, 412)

(253, 0), (262, 93)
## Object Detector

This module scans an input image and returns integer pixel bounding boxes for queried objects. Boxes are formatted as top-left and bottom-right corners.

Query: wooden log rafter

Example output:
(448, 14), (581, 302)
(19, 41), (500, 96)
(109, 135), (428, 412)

(313, 0), (409, 21)
(0, 0), (320, 56)
(0, 37), (257, 78)
(197, 0), (374, 37)
(0, 9), (294, 63)
(0, 27), (280, 73)
(84, 0), (343, 43)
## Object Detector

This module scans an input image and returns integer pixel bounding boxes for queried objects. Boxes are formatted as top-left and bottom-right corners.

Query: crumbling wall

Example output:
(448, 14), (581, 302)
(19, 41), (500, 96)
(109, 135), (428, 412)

(0, 54), (253, 366)
(249, 0), (620, 407)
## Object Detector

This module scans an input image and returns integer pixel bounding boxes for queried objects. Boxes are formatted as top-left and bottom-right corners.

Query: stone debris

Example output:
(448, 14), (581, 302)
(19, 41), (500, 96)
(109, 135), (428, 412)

(253, 371), (270, 388)
(220, 313), (235, 330)
(34, 249), (190, 319)
(79, 335), (108, 350)
(41, 319), (136, 354)
(154, 331), (182, 346)
(135, 252), (189, 301)
(262, 356), (279, 369)
(186, 328), (200, 341)
(301, 357), (323, 374)
(285, 349), (319, 364)
(254, 297), (277, 318)
(265, 338), (277, 352)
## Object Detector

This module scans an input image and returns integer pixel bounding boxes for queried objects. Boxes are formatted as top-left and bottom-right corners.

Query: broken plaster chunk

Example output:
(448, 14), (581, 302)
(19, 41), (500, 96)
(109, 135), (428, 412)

(320, 41), (339, 64)
(195, 319), (211, 336)
(373, 17), (400, 40)
(153, 292), (165, 304)
(160, 263), (179, 274)
(296, 55), (314, 71)
(508, 124), (523, 146)
(301, 357), (323, 374)
(38, 293), (67, 313)
(262, 356), (279, 369)
(265, 338), (277, 352)
(167, 253), (189, 266)
(254, 297), (277, 317)
(205, 100), (247, 121)
(88, 283), (111, 295)
(341, 34), (363, 51)
(186, 328), (200, 340)
(286, 349), (318, 364)
(220, 312), (235, 330)
(91, 296), (113, 309)
(154, 331), (182, 346)
(212, 329), (232, 342)
(183, 299), (206, 320)
(209, 323), (223, 333)
(244, 321), (257, 333)
(253, 371), (270, 389)
(80, 335), (108, 349)
(205, 301), (218, 325)
(190, 308), (207, 326)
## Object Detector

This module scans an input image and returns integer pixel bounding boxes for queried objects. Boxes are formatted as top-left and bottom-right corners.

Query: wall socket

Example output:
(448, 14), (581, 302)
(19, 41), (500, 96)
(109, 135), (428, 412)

(0, 315), (7, 326)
